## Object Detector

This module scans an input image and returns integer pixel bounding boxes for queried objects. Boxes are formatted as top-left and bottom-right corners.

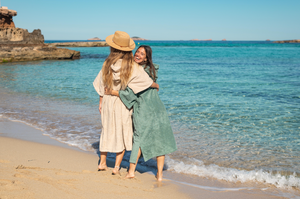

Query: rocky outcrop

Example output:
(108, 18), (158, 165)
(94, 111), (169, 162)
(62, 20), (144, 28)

(0, 7), (81, 63)
(0, 28), (44, 45)
(0, 7), (17, 28)
(0, 8), (42, 45)
(49, 41), (108, 47)
(273, 39), (300, 43)
(0, 28), (80, 62)
(0, 46), (80, 62)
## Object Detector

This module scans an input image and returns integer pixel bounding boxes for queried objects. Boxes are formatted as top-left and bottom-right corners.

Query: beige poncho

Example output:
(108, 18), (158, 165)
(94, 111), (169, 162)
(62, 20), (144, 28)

(93, 59), (153, 152)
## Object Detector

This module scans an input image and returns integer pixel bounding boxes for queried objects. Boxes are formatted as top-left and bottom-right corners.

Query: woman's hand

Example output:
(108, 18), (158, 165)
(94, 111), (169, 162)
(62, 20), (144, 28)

(104, 87), (112, 95)
(151, 82), (159, 91)
(155, 83), (159, 91)
(105, 87), (119, 97)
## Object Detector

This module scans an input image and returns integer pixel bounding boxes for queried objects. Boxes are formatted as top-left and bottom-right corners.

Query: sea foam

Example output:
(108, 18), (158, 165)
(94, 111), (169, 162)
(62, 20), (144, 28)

(165, 156), (300, 190)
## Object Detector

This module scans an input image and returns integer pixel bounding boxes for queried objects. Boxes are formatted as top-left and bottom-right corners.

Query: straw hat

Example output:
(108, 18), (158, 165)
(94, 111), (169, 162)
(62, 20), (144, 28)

(106, 31), (135, 51)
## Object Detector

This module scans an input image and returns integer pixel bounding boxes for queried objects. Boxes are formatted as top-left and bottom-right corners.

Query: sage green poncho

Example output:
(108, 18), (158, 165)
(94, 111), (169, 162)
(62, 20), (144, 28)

(119, 64), (177, 163)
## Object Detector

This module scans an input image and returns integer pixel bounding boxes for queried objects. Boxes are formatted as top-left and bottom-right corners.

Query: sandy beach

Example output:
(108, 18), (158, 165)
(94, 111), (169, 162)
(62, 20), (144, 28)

(0, 136), (191, 199)
(1, 1), (299, 198)
(0, 119), (286, 199)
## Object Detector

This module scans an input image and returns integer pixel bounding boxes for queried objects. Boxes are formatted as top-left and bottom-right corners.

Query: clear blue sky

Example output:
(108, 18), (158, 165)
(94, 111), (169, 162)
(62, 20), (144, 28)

(3, 0), (300, 40)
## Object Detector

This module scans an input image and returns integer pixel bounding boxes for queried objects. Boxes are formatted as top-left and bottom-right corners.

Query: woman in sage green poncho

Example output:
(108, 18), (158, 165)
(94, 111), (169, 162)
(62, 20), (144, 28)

(106, 45), (177, 181)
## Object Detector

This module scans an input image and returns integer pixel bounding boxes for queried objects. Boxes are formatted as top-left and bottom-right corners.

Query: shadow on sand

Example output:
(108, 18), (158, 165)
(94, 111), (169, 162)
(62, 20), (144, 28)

(92, 141), (166, 176)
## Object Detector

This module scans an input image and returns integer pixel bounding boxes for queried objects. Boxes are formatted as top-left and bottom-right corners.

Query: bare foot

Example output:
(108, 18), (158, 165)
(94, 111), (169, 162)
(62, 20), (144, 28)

(156, 172), (163, 181)
(112, 166), (120, 175)
(98, 164), (108, 171)
(124, 173), (135, 179)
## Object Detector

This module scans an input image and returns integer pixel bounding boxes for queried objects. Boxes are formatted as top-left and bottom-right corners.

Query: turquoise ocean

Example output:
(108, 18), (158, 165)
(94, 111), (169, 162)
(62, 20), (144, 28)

(0, 41), (299, 195)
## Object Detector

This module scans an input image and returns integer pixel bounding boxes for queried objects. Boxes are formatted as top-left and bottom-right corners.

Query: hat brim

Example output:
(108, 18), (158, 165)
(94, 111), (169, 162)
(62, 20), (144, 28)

(106, 34), (136, 51)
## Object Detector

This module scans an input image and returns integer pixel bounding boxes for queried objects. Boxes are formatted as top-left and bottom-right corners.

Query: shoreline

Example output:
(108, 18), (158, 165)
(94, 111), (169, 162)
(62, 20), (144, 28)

(0, 118), (286, 198)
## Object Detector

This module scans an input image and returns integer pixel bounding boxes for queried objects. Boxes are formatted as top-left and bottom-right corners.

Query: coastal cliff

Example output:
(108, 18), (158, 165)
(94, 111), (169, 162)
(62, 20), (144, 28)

(0, 7), (16, 28)
(0, 28), (44, 45)
(0, 7), (80, 63)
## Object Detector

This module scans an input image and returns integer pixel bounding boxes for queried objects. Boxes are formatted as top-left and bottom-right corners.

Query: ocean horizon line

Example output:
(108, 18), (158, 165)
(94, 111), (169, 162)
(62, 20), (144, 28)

(44, 39), (278, 42)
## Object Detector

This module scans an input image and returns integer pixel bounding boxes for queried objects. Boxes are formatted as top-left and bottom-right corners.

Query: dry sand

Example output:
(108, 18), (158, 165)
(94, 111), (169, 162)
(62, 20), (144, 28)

(0, 137), (189, 199)
(0, 120), (285, 199)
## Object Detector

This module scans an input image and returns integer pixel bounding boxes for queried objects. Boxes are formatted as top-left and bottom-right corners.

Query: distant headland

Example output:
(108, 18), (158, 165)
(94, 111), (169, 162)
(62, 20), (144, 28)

(88, 37), (101, 40)
(273, 39), (300, 43)
(131, 36), (148, 41)
(0, 6), (80, 63)
(190, 39), (212, 41)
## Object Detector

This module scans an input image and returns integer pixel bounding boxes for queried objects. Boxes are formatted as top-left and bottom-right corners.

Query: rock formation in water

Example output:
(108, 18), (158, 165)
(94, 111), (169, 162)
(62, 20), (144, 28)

(273, 39), (300, 43)
(0, 46), (80, 62)
(49, 41), (108, 47)
(190, 39), (212, 41)
(0, 6), (80, 63)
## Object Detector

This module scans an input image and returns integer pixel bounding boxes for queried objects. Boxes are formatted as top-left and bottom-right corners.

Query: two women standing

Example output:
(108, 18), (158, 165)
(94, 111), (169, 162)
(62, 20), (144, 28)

(93, 31), (176, 180)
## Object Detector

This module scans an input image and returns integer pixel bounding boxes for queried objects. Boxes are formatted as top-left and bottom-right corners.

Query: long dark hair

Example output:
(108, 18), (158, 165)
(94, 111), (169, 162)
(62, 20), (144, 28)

(136, 45), (156, 80)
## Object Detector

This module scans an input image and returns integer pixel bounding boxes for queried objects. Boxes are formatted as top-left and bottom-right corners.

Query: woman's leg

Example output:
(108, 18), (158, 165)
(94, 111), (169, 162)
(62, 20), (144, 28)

(125, 148), (141, 178)
(112, 150), (125, 174)
(98, 151), (108, 170)
(156, 155), (165, 181)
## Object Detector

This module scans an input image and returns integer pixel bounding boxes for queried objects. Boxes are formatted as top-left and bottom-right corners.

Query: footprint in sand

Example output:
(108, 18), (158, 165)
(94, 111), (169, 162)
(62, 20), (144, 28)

(13, 164), (78, 189)
(15, 165), (41, 170)
(0, 159), (10, 164)
(0, 179), (22, 190)
(13, 173), (26, 178)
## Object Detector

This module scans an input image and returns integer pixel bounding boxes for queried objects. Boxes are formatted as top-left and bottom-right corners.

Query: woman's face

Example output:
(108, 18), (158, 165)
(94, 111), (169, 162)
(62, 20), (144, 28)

(134, 47), (147, 64)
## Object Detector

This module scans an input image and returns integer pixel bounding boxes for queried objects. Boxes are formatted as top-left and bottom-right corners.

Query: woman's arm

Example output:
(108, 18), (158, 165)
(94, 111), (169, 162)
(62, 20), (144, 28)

(105, 81), (159, 97)
(105, 88), (119, 97)
(104, 81), (159, 109)
(99, 96), (103, 114)
(105, 87), (137, 109)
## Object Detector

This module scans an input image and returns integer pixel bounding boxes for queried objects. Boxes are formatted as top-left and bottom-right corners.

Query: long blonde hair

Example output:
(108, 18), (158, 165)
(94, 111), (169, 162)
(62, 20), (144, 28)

(102, 47), (134, 90)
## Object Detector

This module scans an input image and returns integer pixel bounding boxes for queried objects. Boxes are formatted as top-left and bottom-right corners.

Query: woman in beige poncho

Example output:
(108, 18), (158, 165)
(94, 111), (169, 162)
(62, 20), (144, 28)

(93, 31), (159, 175)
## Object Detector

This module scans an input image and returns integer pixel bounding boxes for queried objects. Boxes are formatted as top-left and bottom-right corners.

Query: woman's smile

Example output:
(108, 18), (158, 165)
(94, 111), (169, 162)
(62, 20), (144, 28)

(134, 47), (146, 64)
